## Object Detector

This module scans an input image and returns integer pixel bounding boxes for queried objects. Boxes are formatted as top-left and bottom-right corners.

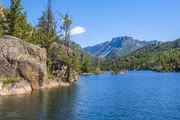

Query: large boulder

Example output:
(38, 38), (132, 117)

(0, 35), (47, 90)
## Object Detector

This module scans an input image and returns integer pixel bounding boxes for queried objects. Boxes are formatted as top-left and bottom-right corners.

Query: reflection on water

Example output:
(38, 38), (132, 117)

(0, 71), (180, 120)
(0, 83), (79, 120)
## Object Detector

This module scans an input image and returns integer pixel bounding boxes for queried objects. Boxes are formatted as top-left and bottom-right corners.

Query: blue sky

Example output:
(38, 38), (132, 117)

(1, 0), (180, 47)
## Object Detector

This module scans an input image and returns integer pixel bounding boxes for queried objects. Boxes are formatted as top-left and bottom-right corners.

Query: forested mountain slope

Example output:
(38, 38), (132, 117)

(102, 39), (180, 72)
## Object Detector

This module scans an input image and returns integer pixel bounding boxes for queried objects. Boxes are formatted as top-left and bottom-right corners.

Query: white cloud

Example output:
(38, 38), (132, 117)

(71, 26), (86, 35)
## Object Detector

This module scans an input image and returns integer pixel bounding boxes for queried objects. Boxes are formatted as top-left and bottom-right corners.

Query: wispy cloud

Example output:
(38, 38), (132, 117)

(71, 26), (86, 35)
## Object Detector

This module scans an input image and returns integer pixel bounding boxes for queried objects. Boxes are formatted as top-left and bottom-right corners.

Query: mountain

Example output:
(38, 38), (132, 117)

(84, 36), (160, 58)
(102, 38), (180, 72)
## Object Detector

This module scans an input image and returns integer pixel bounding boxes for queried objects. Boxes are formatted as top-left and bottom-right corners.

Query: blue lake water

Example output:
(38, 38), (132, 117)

(0, 71), (180, 120)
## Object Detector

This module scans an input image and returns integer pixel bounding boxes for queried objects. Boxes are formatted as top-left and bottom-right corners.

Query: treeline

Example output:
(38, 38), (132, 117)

(102, 39), (180, 72)
(0, 0), (97, 81)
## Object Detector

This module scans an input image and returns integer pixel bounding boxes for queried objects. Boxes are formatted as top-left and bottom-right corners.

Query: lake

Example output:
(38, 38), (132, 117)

(0, 71), (180, 120)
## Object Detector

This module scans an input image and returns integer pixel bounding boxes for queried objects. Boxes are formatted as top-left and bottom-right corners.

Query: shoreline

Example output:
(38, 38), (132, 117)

(1, 70), (179, 96)
(0, 80), (71, 96)
(81, 70), (180, 76)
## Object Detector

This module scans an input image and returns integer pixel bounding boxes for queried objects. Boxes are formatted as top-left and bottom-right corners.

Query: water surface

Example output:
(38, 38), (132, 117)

(0, 71), (180, 120)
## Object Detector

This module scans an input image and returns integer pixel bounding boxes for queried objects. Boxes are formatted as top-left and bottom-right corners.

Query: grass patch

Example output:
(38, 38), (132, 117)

(47, 71), (55, 80)
(3, 76), (21, 84)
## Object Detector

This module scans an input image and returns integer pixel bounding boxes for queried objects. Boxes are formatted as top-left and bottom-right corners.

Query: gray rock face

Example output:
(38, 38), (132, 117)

(84, 36), (160, 58)
(0, 35), (47, 90)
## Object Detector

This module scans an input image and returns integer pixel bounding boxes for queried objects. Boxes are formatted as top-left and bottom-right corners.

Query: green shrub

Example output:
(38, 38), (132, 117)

(3, 76), (21, 84)
(47, 71), (54, 80)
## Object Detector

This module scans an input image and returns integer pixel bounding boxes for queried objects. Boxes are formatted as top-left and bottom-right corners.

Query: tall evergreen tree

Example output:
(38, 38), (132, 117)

(0, 4), (4, 36)
(62, 14), (72, 52)
(0, 4), (9, 36)
(4, 0), (33, 40)
(7, 0), (23, 36)
(95, 56), (100, 71)
(36, 0), (57, 50)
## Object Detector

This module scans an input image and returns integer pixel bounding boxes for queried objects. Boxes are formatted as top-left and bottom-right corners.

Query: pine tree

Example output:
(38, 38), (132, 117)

(0, 4), (8, 36)
(62, 14), (72, 52)
(95, 56), (100, 71)
(7, 0), (23, 36)
(36, 0), (57, 50)
(0, 5), (4, 36)
(61, 13), (72, 82)
(4, 0), (33, 40)
(81, 59), (90, 73)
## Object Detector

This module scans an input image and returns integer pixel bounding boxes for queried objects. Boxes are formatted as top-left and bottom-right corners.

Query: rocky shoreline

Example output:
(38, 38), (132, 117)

(0, 36), (77, 96)
(0, 80), (70, 96)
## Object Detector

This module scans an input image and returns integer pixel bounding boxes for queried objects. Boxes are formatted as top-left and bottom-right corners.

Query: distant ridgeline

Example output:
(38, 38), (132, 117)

(101, 38), (180, 72)
(84, 36), (160, 59)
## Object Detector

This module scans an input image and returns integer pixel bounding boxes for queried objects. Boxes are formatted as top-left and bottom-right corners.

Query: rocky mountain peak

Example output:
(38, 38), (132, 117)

(84, 36), (160, 58)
